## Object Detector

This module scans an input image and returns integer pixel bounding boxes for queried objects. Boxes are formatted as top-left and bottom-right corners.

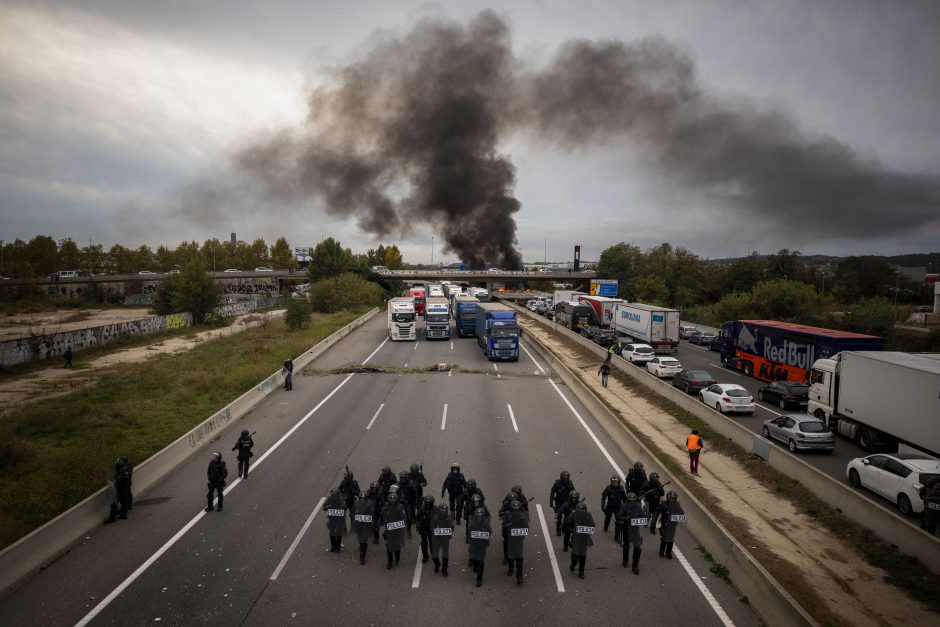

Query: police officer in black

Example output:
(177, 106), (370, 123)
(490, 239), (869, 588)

(339, 469), (361, 525)
(441, 463), (467, 525)
(416, 494), (436, 563)
(205, 452), (228, 512)
(106, 457), (133, 523)
(618, 492), (647, 574)
(231, 429), (254, 479)
(467, 507), (492, 587)
(282, 358), (293, 390)
(408, 463), (428, 507)
(324, 488), (347, 552)
(641, 472), (665, 524)
(381, 490), (408, 569)
(462, 479), (485, 521)
(651, 491), (685, 559)
(367, 481), (383, 544)
(555, 491), (580, 552)
(376, 466), (396, 503)
(626, 461), (647, 496)
(500, 485), (528, 513)
(565, 502), (596, 578)
(352, 493), (375, 565)
(398, 471), (417, 537)
(601, 475), (626, 541)
(550, 471), (575, 533)
(503, 500), (529, 586)
(464, 493), (489, 546)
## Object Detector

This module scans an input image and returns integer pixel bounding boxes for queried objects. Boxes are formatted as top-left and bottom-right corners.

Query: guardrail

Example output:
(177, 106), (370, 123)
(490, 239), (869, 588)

(0, 308), (379, 594)
(520, 325), (816, 627)
(510, 302), (940, 575)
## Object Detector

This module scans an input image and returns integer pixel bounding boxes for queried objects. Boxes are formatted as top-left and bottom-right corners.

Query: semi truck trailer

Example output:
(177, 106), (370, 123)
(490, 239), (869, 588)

(453, 296), (480, 337)
(388, 297), (416, 341)
(475, 303), (519, 361)
(611, 303), (680, 353)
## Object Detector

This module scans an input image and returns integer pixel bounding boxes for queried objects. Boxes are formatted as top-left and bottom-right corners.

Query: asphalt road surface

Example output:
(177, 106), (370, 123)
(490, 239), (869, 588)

(0, 315), (761, 626)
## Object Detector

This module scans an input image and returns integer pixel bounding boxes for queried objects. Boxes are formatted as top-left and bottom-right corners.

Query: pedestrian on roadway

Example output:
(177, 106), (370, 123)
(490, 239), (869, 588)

(380, 491), (408, 569)
(549, 471), (575, 533)
(231, 429), (254, 479)
(366, 481), (382, 545)
(441, 463), (467, 525)
(339, 469), (361, 526)
(282, 358), (293, 391)
(467, 507), (492, 587)
(205, 452), (228, 512)
(63, 346), (73, 368)
(565, 502), (595, 579)
(351, 494), (375, 565)
(618, 492), (647, 574)
(625, 461), (647, 495)
(324, 488), (347, 553)
(598, 362), (610, 387)
(555, 491), (580, 552)
(600, 476), (626, 542)
(651, 491), (685, 559)
(407, 463), (427, 506)
(430, 503), (455, 576)
(416, 495), (435, 563)
(686, 430), (703, 476)
(503, 500), (529, 586)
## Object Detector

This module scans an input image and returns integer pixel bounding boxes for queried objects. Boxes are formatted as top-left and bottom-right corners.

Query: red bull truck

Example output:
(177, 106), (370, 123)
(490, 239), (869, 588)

(718, 320), (882, 383)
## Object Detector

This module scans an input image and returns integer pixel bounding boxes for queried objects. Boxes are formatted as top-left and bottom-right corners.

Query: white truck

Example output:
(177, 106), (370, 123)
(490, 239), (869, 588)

(424, 297), (451, 340)
(808, 351), (940, 456)
(387, 297), (416, 341)
(553, 290), (587, 308)
(611, 303), (681, 353)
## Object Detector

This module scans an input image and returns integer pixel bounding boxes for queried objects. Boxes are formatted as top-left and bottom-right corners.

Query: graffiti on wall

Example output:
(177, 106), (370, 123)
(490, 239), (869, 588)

(0, 312), (194, 367)
(186, 407), (233, 449)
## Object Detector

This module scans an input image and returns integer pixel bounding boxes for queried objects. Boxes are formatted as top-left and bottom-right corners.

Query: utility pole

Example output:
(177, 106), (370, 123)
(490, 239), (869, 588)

(544, 237), (548, 264)
(431, 237), (434, 265)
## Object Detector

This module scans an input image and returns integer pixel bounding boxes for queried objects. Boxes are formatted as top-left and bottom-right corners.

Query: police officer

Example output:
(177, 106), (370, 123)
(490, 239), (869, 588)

(441, 463), (467, 525)
(502, 484), (529, 512)
(600, 475), (626, 541)
(640, 472), (665, 521)
(324, 488), (347, 552)
(416, 495), (435, 563)
(922, 477), (939, 535)
(626, 461), (647, 496)
(106, 457), (133, 523)
(618, 492), (647, 574)
(555, 491), (580, 552)
(367, 481), (383, 544)
(503, 500), (529, 586)
(376, 466), (396, 503)
(565, 502), (596, 579)
(430, 503), (455, 576)
(651, 491), (685, 559)
(463, 479), (485, 522)
(381, 490), (408, 569)
(205, 452), (228, 512)
(464, 493), (489, 545)
(351, 493), (375, 565)
(398, 471), (417, 537)
(231, 430), (254, 479)
(408, 463), (428, 505)
(282, 358), (293, 390)
(550, 471), (575, 524)
(117, 456), (134, 511)
(339, 469), (361, 525)
(467, 507), (492, 587)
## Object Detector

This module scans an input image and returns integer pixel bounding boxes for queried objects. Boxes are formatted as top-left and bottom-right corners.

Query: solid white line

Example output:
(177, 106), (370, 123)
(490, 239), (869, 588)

(520, 341), (546, 374)
(411, 546), (424, 588)
(507, 403), (519, 433)
(76, 336), (386, 626)
(756, 404), (783, 417)
(675, 546), (736, 627)
(363, 337), (389, 365)
(710, 363), (741, 377)
(548, 379), (625, 478)
(536, 504), (565, 593)
(270, 497), (326, 581)
(450, 341), (454, 350)
(366, 403), (386, 430)
(441, 403), (448, 430)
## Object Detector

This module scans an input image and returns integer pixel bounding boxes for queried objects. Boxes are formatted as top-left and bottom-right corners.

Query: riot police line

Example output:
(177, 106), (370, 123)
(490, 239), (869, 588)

(321, 461), (686, 586)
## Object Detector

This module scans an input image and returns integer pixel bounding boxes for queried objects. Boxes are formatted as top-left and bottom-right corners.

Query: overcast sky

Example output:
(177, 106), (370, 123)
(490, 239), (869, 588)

(1, 0), (938, 264)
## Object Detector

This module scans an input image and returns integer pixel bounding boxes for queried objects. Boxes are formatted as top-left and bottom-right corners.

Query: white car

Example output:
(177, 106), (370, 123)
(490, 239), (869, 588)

(699, 383), (755, 414)
(847, 453), (940, 516)
(137, 270), (156, 275)
(646, 357), (683, 378)
(224, 268), (241, 273)
(621, 343), (655, 365)
(255, 267), (273, 272)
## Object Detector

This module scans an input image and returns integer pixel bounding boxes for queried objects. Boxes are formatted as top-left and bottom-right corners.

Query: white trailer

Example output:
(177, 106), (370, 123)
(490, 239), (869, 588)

(611, 303), (680, 353)
(387, 297), (416, 341)
(552, 290), (587, 308)
(809, 351), (940, 456)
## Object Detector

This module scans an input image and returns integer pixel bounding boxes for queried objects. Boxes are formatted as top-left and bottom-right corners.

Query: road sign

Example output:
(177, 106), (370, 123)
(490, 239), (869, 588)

(590, 279), (618, 297)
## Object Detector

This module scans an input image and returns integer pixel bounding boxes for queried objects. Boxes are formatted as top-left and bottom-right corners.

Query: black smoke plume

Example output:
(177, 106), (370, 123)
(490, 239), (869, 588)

(233, 11), (939, 266)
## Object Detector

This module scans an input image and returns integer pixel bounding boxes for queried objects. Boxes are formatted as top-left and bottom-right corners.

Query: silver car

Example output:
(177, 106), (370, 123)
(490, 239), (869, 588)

(762, 414), (835, 453)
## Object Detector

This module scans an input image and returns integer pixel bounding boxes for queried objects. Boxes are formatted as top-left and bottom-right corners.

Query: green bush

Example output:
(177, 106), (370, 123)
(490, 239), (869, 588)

(285, 297), (313, 330)
(309, 272), (383, 313)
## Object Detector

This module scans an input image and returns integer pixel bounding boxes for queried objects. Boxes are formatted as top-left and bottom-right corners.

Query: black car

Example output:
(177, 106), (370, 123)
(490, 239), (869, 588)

(672, 369), (717, 395)
(756, 381), (810, 410)
(708, 336), (723, 352)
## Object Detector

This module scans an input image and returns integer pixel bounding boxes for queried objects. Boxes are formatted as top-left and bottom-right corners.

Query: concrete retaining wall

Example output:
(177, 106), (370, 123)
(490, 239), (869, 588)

(513, 303), (940, 574)
(0, 308), (378, 594)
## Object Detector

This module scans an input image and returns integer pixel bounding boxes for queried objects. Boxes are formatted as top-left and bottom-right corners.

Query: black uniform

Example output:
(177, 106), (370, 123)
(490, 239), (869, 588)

(380, 498), (408, 568)
(463, 485), (486, 522)
(339, 473), (361, 524)
(640, 476), (665, 520)
(626, 465), (647, 496)
(430, 507), (455, 575)
(555, 494), (579, 552)
(324, 492), (347, 552)
(549, 477), (575, 512)
(464, 495), (489, 543)
(618, 499), (647, 574)
(408, 467), (428, 504)
(503, 509), (529, 585)
(107, 458), (133, 522)
(601, 483), (627, 539)
(922, 480), (939, 535)
(352, 497), (375, 564)
(651, 497), (685, 559)
(467, 511), (492, 587)
(367, 484), (383, 544)
(231, 433), (254, 479)
(282, 358), (293, 390)
(442, 470), (467, 524)
(564, 508), (596, 578)
(206, 455), (228, 512)
(398, 475), (417, 535)
(376, 468), (396, 502)
(416, 498), (435, 563)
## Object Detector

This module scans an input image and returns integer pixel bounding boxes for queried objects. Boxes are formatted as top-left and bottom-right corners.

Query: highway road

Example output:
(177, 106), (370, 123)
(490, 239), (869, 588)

(0, 315), (760, 626)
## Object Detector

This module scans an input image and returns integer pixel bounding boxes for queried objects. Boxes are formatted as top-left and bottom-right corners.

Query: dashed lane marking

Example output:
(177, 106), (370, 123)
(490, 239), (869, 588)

(507, 403), (519, 433)
(440, 403), (448, 430)
(270, 497), (326, 580)
(411, 547), (423, 588)
(536, 504), (564, 593)
(366, 403), (386, 430)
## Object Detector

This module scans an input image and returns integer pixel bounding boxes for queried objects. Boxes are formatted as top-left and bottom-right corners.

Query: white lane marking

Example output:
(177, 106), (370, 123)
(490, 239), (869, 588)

(450, 341), (454, 350)
(520, 341), (546, 374)
(413, 342), (418, 351)
(363, 337), (389, 365)
(536, 504), (565, 593)
(494, 363), (500, 378)
(411, 547), (423, 588)
(366, 403), (386, 430)
(675, 546), (736, 627)
(710, 363), (741, 377)
(441, 403), (448, 430)
(448, 368), (452, 378)
(548, 379), (625, 478)
(507, 404), (519, 433)
(76, 336), (386, 626)
(757, 404), (783, 417)
(404, 363), (409, 369)
(270, 497), (326, 580)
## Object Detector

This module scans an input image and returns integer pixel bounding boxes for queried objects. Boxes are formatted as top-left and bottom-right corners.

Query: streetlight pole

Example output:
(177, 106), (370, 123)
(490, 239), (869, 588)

(544, 237), (548, 264)
(431, 237), (434, 265)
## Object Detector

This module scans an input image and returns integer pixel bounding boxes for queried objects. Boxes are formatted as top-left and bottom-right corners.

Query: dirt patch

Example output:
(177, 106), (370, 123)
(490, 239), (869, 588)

(522, 319), (933, 627)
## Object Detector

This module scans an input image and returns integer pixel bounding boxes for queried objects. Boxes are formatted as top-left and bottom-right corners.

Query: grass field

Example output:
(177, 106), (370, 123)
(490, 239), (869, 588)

(0, 309), (366, 549)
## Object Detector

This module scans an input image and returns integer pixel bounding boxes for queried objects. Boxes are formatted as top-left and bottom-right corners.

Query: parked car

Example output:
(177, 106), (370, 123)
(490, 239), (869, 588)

(690, 331), (717, 346)
(699, 383), (755, 414)
(254, 266), (273, 272)
(137, 270), (156, 275)
(672, 369), (716, 395)
(678, 325), (698, 340)
(762, 414), (835, 453)
(167, 269), (180, 274)
(757, 381), (810, 410)
(620, 343), (655, 365)
(224, 268), (241, 273)
(646, 356), (683, 378)
(846, 453), (940, 516)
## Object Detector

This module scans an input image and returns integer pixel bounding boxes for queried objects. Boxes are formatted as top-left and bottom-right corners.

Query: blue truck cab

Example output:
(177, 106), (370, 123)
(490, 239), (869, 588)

(475, 303), (519, 361)
(454, 296), (480, 337)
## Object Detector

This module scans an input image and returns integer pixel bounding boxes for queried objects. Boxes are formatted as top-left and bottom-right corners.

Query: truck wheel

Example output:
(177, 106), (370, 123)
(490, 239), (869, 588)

(757, 391), (764, 401)
(857, 428), (875, 452)
(743, 362), (753, 377)
(897, 494), (913, 516)
(848, 469), (861, 488)
(778, 399), (787, 410)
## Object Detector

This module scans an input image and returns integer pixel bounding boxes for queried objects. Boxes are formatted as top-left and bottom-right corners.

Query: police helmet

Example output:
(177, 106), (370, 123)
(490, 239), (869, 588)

(329, 488), (337, 496)
(576, 502), (587, 511)
(610, 476), (621, 486)
(370, 481), (379, 490)
(423, 495), (435, 505)
(410, 463), (420, 473)
(625, 492), (638, 501)
(241, 429), (249, 437)
(569, 491), (580, 502)
(474, 507), (485, 518)
(399, 471), (408, 480)
(510, 500), (522, 511)
(649, 472), (660, 481)
(666, 491), (678, 501)
(212, 452), (222, 461)
(387, 492), (399, 504)
(511, 484), (522, 495)
(471, 494), (482, 505)
(467, 478), (477, 490)
(634, 461), (644, 470)
(437, 503), (449, 514)
(560, 471), (570, 480)
(388, 485), (400, 494)
(382, 465), (391, 474)
(451, 463), (461, 471)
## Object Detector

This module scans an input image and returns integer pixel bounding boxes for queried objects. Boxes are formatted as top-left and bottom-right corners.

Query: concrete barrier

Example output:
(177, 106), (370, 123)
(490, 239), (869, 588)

(521, 327), (816, 626)
(512, 302), (940, 574)
(0, 308), (379, 594)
